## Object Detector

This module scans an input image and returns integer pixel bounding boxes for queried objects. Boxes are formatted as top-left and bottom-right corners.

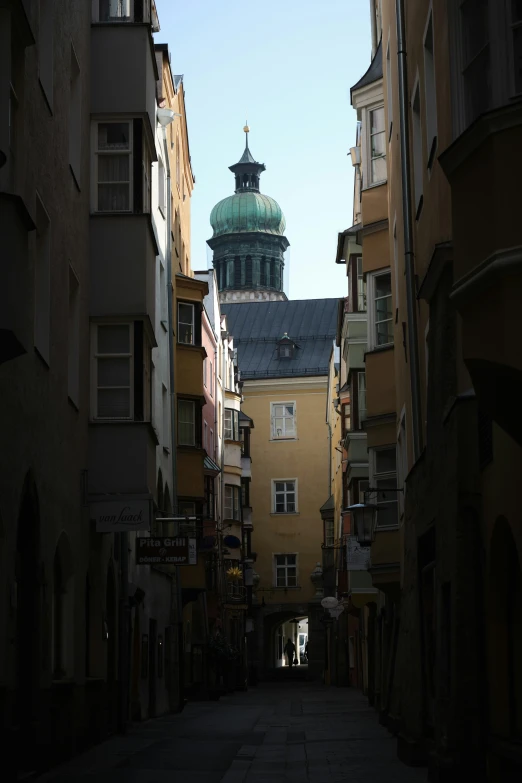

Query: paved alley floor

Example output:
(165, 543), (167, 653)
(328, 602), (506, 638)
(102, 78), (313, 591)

(37, 682), (427, 782)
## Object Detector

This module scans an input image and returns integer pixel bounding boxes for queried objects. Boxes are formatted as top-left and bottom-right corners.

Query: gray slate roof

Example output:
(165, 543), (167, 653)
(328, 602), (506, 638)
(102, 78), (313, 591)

(351, 39), (383, 102)
(222, 298), (338, 380)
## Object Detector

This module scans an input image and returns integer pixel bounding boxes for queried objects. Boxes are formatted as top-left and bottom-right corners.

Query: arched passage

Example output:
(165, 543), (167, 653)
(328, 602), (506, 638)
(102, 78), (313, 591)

(52, 532), (75, 679)
(262, 609), (309, 671)
(489, 516), (522, 738)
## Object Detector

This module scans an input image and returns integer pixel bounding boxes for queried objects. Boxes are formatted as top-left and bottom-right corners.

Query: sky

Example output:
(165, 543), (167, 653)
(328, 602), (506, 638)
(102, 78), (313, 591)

(157, 0), (372, 301)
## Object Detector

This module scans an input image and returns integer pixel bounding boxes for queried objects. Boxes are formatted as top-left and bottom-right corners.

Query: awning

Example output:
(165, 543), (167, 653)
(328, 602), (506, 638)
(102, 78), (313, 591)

(204, 455), (221, 476)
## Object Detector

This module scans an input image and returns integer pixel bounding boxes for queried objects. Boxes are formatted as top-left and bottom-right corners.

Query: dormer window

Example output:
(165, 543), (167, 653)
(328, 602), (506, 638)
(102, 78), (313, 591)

(277, 333), (296, 359)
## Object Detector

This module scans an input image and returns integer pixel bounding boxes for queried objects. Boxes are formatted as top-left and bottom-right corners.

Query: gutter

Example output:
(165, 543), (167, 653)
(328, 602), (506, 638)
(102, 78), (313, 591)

(396, 0), (423, 461)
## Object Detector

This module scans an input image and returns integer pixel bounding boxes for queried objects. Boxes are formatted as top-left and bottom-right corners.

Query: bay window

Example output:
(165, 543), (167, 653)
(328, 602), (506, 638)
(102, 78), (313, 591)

(369, 106), (386, 184)
(177, 302), (195, 345)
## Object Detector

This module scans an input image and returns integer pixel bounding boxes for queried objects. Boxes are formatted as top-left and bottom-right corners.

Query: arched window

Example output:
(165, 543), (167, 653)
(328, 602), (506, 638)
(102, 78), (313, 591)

(260, 257), (266, 287)
(270, 258), (276, 288)
(245, 256), (253, 287)
(234, 257), (241, 288)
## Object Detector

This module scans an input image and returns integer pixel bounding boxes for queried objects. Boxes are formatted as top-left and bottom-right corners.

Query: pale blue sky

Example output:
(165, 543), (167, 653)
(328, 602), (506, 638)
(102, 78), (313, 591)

(157, 0), (372, 300)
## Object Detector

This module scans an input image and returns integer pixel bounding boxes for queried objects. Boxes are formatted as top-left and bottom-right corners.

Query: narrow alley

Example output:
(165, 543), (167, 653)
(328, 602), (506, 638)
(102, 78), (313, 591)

(36, 683), (427, 783)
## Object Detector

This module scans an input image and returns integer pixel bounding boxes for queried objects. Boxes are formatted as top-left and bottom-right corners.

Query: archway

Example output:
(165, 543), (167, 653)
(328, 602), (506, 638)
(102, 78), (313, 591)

(262, 609), (310, 672)
(15, 473), (41, 730)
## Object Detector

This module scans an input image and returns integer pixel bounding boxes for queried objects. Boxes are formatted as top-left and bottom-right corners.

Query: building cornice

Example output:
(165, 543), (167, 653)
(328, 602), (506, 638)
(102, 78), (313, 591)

(243, 377), (328, 392)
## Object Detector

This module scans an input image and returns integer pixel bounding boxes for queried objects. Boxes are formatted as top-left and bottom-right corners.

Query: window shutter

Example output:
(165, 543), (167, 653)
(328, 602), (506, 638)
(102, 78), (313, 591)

(133, 119), (143, 213)
(134, 321), (144, 421)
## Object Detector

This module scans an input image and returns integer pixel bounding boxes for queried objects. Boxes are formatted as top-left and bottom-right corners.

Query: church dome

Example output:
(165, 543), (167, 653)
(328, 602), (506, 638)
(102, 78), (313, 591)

(210, 191), (286, 239)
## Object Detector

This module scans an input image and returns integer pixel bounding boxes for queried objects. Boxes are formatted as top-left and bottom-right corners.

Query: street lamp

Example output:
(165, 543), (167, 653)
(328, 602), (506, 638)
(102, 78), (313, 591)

(345, 502), (378, 547)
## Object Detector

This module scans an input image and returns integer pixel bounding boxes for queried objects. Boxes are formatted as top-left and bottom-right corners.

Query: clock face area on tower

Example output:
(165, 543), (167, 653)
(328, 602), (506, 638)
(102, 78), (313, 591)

(207, 128), (290, 303)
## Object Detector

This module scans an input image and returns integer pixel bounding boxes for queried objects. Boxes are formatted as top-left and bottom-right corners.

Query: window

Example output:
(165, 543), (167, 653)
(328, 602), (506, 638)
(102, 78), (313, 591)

(162, 384), (168, 446)
(275, 554), (297, 587)
(357, 256), (366, 311)
(68, 266), (80, 405)
(158, 157), (166, 216)
(341, 401), (351, 437)
(423, 10), (438, 167)
(95, 121), (132, 212)
(370, 447), (398, 528)
(369, 270), (393, 348)
(369, 106), (386, 184)
(160, 263), (167, 328)
(411, 79), (423, 216)
(178, 302), (195, 344)
(204, 476), (215, 520)
(93, 324), (132, 419)
(224, 485), (240, 521)
(386, 39), (393, 139)
(278, 341), (294, 358)
(358, 372), (367, 424)
(224, 408), (239, 441)
(397, 411), (408, 518)
(324, 518), (335, 547)
(241, 478), (250, 507)
(271, 401), (296, 440)
(176, 136), (180, 190)
(35, 194), (51, 365)
(69, 45), (81, 184)
(240, 426), (250, 457)
(92, 322), (150, 421)
(39, 0), (54, 109)
(178, 399), (196, 446)
(459, 0), (491, 124)
(99, 0), (131, 21)
(273, 480), (297, 514)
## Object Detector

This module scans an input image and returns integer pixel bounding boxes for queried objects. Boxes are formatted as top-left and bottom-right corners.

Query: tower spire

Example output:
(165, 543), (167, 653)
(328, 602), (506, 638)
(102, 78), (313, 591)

(229, 122), (265, 193)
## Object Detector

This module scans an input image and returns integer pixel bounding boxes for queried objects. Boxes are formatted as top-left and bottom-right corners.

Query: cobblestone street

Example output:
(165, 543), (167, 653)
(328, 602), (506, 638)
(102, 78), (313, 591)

(37, 683), (427, 782)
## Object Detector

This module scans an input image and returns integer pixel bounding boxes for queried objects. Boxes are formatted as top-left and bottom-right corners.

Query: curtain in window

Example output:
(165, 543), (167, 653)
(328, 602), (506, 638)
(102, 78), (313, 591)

(98, 155), (130, 211)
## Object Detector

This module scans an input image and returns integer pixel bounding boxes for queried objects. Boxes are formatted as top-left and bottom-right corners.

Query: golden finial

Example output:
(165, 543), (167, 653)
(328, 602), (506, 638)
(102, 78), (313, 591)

(243, 121), (250, 133)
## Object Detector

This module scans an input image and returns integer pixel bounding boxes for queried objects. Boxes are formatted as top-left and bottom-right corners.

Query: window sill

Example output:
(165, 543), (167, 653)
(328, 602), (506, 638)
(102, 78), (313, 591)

(270, 512), (300, 517)
(269, 437), (298, 443)
(362, 179), (387, 191)
(364, 344), (394, 357)
(272, 586), (301, 590)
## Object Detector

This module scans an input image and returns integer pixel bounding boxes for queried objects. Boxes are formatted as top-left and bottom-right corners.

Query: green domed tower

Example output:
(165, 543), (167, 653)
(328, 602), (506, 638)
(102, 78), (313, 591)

(207, 126), (289, 303)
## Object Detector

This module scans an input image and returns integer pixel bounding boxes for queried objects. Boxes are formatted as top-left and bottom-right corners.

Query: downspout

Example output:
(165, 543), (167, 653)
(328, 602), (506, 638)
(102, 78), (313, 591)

(161, 124), (184, 712)
(396, 0), (423, 461)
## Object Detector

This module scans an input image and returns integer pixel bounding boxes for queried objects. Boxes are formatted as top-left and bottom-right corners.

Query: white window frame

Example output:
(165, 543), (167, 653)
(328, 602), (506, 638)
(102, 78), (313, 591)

(273, 553), (298, 588)
(177, 301), (195, 345)
(369, 446), (398, 529)
(367, 104), (387, 186)
(91, 322), (134, 420)
(224, 484), (240, 521)
(367, 269), (394, 350)
(270, 400), (297, 440)
(272, 479), (298, 514)
(396, 406), (408, 520)
(411, 74), (424, 216)
(92, 119), (133, 213)
(224, 408), (239, 441)
(423, 6), (438, 170)
(178, 398), (196, 446)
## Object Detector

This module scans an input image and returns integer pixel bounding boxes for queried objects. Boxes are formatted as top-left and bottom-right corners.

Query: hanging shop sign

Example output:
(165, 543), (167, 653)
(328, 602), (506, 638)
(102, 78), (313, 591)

(346, 535), (371, 571)
(91, 499), (151, 532)
(136, 537), (197, 566)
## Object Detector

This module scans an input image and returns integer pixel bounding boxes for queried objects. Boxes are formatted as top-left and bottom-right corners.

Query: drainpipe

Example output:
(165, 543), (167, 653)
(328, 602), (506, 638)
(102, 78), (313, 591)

(118, 531), (129, 733)
(160, 121), (184, 712)
(396, 0), (423, 461)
